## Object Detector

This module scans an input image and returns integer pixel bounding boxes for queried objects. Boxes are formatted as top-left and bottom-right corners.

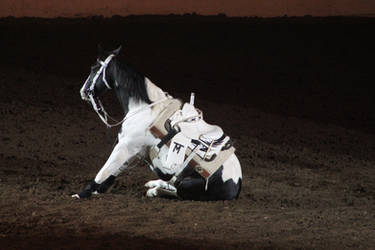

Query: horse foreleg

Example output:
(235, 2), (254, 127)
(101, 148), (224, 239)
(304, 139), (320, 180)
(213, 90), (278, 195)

(95, 142), (137, 183)
(73, 140), (140, 199)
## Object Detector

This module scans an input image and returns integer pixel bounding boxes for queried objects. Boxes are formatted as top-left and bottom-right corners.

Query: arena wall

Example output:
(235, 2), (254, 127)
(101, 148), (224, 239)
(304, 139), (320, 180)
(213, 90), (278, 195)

(1, 0), (374, 18)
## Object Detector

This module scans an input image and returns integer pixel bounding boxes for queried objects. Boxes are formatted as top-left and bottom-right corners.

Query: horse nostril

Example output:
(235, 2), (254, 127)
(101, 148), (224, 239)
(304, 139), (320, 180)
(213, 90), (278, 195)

(87, 89), (95, 97)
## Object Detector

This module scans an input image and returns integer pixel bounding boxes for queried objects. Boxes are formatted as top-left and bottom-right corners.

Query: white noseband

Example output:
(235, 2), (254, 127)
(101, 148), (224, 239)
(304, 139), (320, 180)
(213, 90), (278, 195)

(80, 54), (115, 101)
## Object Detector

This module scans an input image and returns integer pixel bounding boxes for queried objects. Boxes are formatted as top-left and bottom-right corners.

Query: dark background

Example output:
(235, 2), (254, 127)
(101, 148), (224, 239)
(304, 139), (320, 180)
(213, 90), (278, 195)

(1, 16), (374, 132)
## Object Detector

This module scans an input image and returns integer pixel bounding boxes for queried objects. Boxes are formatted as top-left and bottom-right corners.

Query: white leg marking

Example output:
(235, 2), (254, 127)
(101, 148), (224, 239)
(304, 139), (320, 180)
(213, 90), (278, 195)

(146, 187), (159, 197)
(145, 179), (177, 198)
(145, 179), (176, 191)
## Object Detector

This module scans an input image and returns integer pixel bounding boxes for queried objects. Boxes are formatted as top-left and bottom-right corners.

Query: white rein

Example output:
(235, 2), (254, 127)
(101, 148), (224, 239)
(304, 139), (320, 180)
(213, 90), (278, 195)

(81, 54), (169, 128)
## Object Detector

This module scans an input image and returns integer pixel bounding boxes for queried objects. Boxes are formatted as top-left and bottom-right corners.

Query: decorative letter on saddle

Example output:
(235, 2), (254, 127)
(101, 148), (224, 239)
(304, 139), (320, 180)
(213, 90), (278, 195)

(149, 96), (235, 185)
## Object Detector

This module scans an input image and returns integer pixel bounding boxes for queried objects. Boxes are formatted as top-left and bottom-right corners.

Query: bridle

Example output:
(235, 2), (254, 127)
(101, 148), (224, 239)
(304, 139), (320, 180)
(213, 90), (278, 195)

(81, 54), (169, 128)
(80, 54), (117, 127)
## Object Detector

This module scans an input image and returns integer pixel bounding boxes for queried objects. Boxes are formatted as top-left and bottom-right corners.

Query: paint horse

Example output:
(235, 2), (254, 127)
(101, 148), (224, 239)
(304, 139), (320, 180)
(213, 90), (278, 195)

(73, 46), (242, 201)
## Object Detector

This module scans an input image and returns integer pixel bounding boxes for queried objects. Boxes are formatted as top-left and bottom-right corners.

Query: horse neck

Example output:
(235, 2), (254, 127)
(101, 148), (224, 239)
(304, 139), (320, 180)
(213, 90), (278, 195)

(127, 96), (148, 113)
(115, 76), (168, 118)
(110, 61), (151, 116)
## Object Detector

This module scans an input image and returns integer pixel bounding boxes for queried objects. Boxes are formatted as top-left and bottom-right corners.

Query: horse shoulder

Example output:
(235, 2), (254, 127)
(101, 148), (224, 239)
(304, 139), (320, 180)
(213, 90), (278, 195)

(118, 105), (158, 146)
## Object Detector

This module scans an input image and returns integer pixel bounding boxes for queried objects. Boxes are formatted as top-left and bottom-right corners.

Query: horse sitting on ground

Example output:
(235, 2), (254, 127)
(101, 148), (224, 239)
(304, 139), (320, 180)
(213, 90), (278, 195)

(72, 46), (242, 201)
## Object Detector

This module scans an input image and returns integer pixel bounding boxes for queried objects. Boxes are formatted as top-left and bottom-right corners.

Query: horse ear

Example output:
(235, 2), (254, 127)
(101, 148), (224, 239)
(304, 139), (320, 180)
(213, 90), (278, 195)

(112, 45), (122, 56)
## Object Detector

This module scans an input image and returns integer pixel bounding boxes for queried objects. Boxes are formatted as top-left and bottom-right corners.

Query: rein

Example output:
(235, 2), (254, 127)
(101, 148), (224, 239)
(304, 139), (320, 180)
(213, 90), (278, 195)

(83, 54), (170, 128)
(95, 96), (170, 128)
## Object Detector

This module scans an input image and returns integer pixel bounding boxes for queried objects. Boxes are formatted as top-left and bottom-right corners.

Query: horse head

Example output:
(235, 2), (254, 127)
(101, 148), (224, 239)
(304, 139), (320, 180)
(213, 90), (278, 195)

(79, 45), (153, 127)
(80, 45), (122, 101)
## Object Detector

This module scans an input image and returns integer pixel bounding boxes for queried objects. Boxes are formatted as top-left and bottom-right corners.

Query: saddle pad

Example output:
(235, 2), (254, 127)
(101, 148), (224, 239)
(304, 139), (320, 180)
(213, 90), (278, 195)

(187, 146), (235, 179)
(149, 99), (182, 138)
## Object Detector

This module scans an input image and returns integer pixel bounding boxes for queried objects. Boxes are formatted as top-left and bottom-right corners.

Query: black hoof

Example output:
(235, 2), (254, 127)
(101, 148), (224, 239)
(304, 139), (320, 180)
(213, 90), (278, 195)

(77, 180), (100, 199)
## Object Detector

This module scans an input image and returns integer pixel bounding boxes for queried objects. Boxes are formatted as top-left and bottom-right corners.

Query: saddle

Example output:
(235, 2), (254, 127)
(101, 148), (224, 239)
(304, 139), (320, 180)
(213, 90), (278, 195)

(149, 98), (235, 181)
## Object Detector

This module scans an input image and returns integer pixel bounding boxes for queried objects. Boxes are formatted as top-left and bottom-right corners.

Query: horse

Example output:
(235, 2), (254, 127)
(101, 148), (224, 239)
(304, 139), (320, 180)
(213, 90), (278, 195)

(72, 46), (242, 201)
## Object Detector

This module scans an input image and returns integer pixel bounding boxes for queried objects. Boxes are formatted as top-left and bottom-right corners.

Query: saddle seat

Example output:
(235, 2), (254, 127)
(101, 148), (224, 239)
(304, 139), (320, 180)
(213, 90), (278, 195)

(180, 119), (224, 144)
(196, 121), (223, 142)
(171, 103), (223, 141)
(168, 102), (230, 160)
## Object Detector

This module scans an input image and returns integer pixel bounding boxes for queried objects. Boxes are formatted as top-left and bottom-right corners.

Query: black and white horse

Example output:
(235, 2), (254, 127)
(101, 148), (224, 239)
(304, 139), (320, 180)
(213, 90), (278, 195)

(73, 46), (242, 201)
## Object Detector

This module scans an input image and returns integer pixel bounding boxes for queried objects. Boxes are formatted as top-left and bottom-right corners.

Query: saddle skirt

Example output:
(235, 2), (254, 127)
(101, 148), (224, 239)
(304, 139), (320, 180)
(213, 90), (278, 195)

(149, 99), (235, 180)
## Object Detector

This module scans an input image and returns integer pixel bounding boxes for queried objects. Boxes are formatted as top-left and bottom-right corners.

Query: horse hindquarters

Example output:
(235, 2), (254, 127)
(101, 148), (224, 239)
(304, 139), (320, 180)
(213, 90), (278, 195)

(175, 165), (242, 201)
(177, 153), (242, 201)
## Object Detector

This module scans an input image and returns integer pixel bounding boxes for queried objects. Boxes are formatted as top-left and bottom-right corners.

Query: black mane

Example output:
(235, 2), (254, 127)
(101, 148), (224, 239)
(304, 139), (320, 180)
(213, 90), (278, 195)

(107, 57), (151, 115)
(114, 58), (151, 104)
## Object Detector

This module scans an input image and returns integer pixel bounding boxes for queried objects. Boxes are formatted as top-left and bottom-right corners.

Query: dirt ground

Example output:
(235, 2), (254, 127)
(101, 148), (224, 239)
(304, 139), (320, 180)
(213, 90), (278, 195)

(0, 15), (375, 249)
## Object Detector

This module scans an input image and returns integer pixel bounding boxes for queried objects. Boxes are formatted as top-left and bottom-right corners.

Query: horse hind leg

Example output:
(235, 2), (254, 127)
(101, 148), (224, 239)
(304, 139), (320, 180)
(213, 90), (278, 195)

(175, 168), (242, 201)
(145, 179), (178, 198)
(175, 175), (208, 201)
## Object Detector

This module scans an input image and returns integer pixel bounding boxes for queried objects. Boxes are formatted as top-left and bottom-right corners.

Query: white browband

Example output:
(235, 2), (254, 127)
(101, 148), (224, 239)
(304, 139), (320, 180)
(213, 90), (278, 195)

(90, 54), (115, 91)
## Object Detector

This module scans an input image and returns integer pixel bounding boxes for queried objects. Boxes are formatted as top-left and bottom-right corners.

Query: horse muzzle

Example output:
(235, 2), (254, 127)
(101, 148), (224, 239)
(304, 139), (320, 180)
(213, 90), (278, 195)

(80, 87), (91, 101)
(80, 75), (93, 101)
